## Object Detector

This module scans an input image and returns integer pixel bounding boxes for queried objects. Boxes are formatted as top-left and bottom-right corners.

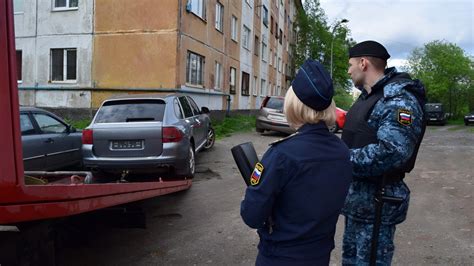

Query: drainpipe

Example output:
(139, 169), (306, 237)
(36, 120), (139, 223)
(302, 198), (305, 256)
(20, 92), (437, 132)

(226, 95), (231, 117)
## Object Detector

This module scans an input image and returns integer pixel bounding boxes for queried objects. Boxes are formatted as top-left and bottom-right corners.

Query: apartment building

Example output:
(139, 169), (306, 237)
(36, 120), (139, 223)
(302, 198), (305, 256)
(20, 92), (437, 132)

(14, 0), (301, 111)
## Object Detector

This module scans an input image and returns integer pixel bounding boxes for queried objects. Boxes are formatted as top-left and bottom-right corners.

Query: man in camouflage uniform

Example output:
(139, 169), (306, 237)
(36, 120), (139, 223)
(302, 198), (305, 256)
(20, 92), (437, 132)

(341, 41), (426, 265)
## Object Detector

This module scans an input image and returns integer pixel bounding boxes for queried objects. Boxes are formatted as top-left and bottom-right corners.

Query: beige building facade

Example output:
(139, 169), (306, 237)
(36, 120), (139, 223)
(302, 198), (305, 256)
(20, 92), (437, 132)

(14, 0), (301, 110)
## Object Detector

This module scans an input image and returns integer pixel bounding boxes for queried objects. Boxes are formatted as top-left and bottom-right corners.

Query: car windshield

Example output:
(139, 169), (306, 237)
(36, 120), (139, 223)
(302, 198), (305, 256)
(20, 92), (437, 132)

(95, 99), (165, 123)
(265, 97), (284, 110)
(425, 104), (444, 112)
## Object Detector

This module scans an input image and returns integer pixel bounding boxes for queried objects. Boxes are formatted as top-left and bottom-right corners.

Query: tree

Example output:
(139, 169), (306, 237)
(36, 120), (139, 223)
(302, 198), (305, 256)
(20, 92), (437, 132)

(405, 40), (474, 118)
(293, 0), (355, 109)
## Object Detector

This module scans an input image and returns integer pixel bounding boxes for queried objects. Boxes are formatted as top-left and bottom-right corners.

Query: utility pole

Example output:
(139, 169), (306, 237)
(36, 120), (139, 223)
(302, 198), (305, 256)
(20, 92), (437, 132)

(330, 19), (349, 78)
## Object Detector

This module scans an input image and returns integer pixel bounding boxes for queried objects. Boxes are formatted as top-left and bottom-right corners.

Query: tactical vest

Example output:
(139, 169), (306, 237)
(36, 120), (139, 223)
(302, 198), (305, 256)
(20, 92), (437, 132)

(341, 76), (426, 183)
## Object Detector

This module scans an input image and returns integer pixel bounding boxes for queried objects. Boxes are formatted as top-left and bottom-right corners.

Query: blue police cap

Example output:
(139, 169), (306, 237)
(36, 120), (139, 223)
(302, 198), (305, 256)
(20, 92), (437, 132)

(291, 59), (334, 111)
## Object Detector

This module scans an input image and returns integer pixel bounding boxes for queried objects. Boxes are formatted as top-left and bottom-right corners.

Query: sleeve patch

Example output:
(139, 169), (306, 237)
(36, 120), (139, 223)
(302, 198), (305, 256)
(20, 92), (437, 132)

(250, 162), (264, 186)
(398, 109), (412, 126)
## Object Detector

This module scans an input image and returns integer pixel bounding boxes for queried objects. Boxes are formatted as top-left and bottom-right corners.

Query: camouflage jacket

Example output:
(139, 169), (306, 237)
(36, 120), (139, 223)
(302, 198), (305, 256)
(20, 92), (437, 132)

(342, 67), (426, 225)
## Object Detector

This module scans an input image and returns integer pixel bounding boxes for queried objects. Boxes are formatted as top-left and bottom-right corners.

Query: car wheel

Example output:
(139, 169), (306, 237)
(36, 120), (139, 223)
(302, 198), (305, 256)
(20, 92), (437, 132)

(328, 123), (339, 133)
(203, 127), (215, 150)
(186, 146), (195, 178)
(256, 127), (264, 133)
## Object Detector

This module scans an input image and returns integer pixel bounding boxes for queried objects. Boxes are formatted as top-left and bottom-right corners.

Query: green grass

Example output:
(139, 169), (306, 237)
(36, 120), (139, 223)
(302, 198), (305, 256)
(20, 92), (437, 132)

(213, 115), (256, 139)
(447, 125), (466, 131)
(447, 118), (464, 125)
(65, 118), (91, 129)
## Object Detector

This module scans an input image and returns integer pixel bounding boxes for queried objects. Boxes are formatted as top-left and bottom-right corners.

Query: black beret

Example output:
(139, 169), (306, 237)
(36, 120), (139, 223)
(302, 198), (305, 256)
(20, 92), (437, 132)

(291, 59), (334, 111)
(349, 40), (390, 60)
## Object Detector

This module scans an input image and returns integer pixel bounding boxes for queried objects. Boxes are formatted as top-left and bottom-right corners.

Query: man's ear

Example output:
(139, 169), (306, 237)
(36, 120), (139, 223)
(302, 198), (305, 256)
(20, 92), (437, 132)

(360, 57), (368, 71)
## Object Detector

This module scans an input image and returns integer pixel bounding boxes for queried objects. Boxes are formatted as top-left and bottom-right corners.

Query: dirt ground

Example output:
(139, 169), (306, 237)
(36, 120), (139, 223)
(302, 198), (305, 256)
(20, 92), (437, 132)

(55, 126), (473, 265)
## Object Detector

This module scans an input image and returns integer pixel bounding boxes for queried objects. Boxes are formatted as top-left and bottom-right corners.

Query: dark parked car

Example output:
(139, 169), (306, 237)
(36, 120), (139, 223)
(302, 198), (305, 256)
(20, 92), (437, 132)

(256, 96), (347, 134)
(425, 103), (446, 125)
(20, 107), (82, 171)
(464, 111), (474, 126)
(82, 94), (215, 179)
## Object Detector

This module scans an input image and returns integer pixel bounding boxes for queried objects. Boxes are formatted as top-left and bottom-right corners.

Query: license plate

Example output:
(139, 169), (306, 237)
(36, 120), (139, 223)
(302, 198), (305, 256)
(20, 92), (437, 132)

(268, 114), (286, 122)
(469, 119), (474, 122)
(111, 140), (143, 150)
(430, 118), (437, 121)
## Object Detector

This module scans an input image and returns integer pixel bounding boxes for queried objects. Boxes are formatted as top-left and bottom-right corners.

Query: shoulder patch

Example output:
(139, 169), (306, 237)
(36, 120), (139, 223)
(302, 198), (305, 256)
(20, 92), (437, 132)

(269, 132), (299, 146)
(250, 162), (264, 186)
(398, 109), (412, 126)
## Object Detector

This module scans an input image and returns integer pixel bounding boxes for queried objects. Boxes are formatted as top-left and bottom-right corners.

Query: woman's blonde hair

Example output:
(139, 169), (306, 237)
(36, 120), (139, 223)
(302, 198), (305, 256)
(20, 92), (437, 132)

(284, 86), (336, 130)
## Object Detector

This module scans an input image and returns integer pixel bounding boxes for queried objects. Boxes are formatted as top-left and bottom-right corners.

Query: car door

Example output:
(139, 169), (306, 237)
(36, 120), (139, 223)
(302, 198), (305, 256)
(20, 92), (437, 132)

(178, 96), (202, 147)
(20, 112), (45, 170)
(187, 96), (207, 147)
(32, 112), (76, 170)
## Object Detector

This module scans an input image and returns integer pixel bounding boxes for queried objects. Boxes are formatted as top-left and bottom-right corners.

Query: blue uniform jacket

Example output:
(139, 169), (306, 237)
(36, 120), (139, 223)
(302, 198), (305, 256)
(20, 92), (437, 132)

(241, 122), (352, 261)
(342, 67), (426, 225)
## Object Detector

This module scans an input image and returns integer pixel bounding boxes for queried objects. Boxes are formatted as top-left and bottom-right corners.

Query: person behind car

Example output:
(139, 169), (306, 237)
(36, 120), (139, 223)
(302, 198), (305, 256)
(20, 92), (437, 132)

(240, 59), (352, 265)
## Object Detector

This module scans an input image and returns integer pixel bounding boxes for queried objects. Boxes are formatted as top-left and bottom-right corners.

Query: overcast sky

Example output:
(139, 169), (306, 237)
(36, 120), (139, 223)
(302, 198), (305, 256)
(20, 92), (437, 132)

(319, 0), (474, 68)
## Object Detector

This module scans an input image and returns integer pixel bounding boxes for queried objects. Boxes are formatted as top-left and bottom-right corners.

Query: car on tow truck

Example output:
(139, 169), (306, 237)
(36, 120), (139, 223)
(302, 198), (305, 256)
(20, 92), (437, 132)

(82, 94), (215, 179)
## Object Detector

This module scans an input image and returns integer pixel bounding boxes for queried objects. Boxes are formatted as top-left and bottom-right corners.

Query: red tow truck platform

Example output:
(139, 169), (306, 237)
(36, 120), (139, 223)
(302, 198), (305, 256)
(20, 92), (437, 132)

(0, 0), (191, 246)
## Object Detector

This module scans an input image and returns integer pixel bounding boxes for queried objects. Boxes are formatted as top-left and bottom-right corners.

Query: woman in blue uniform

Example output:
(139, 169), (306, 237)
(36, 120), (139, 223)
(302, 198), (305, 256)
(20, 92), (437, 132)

(241, 59), (352, 266)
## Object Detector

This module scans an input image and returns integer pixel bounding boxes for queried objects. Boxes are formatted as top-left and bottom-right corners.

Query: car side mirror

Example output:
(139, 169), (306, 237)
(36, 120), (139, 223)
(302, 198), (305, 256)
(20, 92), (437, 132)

(201, 107), (210, 114)
(67, 125), (77, 133)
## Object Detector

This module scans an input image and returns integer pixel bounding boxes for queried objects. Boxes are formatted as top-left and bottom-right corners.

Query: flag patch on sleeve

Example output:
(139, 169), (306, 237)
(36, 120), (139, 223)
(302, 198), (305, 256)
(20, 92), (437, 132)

(398, 109), (412, 126)
(250, 163), (264, 186)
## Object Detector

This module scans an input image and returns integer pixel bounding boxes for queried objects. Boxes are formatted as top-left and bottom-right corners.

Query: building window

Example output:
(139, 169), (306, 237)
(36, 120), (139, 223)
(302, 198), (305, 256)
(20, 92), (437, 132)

(53, 0), (78, 10)
(241, 72), (250, 96)
(215, 2), (223, 32)
(252, 76), (258, 96)
(242, 26), (251, 50)
(277, 86), (281, 96)
(270, 16), (274, 34)
(269, 49), (272, 66)
(214, 61), (222, 90)
(260, 79), (266, 96)
(187, 0), (206, 19)
(254, 35), (259, 56)
(261, 42), (267, 62)
(230, 67), (236, 94)
(274, 52), (277, 69)
(186, 51), (205, 86)
(279, 29), (283, 44)
(231, 15), (238, 41)
(262, 6), (268, 27)
(51, 48), (76, 82)
(14, 0), (24, 13)
(278, 57), (282, 72)
(16, 50), (22, 82)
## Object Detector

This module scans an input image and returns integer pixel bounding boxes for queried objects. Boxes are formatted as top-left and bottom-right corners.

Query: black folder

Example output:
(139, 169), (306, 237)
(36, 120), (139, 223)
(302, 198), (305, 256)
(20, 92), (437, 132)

(231, 142), (259, 186)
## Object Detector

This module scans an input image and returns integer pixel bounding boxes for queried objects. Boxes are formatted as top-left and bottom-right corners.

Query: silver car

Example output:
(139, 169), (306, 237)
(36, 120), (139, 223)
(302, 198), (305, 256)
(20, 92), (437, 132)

(20, 107), (82, 171)
(256, 96), (295, 134)
(82, 94), (215, 179)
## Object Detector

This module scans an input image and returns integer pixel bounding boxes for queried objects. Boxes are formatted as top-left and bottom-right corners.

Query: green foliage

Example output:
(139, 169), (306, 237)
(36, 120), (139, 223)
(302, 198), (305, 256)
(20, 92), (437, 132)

(293, 0), (355, 107)
(446, 118), (464, 125)
(405, 40), (474, 118)
(65, 118), (91, 129)
(333, 88), (354, 110)
(213, 115), (256, 139)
